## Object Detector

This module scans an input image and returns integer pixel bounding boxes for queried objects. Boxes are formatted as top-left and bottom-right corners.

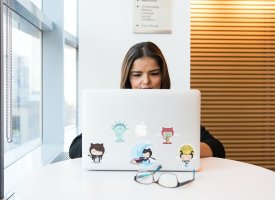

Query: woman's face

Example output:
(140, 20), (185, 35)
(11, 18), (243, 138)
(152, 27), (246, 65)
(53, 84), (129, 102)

(129, 57), (162, 89)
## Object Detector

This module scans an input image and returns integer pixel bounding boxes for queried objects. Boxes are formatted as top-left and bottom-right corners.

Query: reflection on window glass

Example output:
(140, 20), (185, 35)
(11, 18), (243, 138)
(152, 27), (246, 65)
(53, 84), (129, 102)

(64, 0), (77, 36)
(4, 11), (42, 158)
(64, 45), (77, 147)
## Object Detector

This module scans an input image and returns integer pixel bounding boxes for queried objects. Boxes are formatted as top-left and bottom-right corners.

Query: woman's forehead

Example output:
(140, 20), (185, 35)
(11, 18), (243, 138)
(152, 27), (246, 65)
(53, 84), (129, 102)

(131, 57), (160, 71)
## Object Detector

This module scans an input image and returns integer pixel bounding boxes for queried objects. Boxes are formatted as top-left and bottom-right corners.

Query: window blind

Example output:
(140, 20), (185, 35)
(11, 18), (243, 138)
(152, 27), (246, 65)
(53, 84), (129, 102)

(190, 0), (275, 170)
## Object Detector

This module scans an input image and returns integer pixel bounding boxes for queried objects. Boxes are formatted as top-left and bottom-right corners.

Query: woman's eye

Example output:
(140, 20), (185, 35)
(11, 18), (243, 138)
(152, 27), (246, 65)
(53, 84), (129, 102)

(131, 73), (141, 77)
(151, 72), (160, 76)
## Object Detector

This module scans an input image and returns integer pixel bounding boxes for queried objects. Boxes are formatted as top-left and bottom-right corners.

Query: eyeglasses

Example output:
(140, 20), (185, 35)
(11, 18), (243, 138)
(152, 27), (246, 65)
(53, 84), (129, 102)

(134, 165), (195, 188)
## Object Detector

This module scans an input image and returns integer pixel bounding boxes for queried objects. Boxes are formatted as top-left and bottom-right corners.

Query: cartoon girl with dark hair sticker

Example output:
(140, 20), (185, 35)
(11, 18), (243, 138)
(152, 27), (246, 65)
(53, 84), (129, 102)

(88, 143), (105, 163)
(130, 144), (156, 165)
(180, 145), (194, 167)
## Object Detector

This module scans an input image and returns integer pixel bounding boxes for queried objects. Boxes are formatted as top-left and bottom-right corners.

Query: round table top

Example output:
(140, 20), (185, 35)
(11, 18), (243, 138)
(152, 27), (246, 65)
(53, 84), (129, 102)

(15, 157), (275, 200)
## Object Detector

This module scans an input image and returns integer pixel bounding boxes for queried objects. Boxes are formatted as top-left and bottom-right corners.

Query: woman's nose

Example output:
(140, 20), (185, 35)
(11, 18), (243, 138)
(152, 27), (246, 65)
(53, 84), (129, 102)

(142, 74), (150, 85)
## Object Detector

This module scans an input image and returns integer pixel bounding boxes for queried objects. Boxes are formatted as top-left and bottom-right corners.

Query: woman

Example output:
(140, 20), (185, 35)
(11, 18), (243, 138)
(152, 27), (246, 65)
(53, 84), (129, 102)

(69, 41), (225, 159)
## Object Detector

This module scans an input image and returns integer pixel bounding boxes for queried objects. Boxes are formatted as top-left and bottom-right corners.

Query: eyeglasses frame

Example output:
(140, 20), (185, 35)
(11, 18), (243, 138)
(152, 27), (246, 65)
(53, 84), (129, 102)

(134, 165), (195, 188)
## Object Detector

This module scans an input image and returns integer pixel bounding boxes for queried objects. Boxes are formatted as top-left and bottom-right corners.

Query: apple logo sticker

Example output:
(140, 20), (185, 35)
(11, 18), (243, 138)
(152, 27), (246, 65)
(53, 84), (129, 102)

(135, 122), (148, 137)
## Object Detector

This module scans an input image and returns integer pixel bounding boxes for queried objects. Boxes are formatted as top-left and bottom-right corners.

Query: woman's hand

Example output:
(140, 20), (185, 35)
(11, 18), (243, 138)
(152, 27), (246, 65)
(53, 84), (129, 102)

(200, 142), (213, 157)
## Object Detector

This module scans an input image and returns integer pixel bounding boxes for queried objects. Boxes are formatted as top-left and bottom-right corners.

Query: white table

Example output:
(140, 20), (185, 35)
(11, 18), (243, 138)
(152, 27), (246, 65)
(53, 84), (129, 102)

(15, 157), (275, 200)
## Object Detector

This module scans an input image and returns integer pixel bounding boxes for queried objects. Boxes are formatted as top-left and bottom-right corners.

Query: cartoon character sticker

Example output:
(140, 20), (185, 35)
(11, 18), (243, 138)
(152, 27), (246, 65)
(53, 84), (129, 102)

(161, 127), (174, 144)
(112, 121), (128, 142)
(88, 143), (105, 163)
(179, 144), (194, 167)
(130, 143), (156, 166)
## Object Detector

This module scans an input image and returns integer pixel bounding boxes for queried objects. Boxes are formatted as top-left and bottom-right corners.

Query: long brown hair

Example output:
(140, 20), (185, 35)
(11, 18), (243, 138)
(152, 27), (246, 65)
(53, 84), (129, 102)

(120, 42), (171, 89)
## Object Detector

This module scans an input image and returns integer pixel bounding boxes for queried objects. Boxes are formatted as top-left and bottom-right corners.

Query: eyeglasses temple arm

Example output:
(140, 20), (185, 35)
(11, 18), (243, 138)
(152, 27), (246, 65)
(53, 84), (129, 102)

(135, 165), (162, 179)
(153, 165), (162, 173)
(178, 169), (195, 187)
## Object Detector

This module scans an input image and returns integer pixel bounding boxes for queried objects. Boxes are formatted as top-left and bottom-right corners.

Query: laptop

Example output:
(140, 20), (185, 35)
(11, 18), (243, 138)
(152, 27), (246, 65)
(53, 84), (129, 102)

(82, 89), (201, 171)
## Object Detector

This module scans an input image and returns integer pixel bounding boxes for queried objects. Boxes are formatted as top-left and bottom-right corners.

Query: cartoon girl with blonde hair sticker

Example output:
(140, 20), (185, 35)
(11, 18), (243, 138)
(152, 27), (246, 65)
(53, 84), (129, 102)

(179, 144), (194, 167)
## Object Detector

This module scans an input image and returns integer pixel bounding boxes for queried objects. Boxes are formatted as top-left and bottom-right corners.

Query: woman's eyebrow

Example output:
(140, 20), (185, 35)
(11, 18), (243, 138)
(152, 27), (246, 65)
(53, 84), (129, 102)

(149, 68), (161, 72)
(130, 68), (161, 73)
(130, 71), (142, 74)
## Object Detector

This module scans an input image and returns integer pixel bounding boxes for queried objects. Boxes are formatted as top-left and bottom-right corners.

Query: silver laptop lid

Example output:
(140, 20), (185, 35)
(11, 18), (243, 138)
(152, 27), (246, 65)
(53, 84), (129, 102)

(82, 89), (200, 171)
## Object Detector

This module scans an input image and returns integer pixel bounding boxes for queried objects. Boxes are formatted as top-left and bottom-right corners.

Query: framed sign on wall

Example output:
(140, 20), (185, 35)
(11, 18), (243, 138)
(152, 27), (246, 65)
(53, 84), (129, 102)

(133, 0), (172, 34)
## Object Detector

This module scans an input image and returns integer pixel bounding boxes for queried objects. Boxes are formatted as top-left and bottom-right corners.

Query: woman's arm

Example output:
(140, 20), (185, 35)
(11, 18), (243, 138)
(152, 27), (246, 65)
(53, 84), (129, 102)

(200, 126), (225, 158)
(69, 133), (82, 159)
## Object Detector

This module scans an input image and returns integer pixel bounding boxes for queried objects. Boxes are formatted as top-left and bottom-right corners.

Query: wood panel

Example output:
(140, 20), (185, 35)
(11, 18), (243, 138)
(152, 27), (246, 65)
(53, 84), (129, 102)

(191, 0), (275, 171)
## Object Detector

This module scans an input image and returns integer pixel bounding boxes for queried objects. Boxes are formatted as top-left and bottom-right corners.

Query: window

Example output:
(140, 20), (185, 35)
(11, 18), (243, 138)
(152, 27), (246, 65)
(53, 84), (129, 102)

(2, 0), (78, 196)
(64, 0), (78, 149)
(4, 10), (42, 167)
(64, 44), (77, 148)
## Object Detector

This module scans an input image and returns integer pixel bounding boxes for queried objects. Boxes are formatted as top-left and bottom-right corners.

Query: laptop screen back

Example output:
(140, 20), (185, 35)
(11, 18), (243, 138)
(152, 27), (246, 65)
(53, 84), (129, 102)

(82, 89), (200, 171)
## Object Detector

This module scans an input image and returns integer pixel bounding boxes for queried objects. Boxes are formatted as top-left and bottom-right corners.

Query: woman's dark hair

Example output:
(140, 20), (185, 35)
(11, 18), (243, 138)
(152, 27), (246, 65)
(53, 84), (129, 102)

(120, 41), (171, 89)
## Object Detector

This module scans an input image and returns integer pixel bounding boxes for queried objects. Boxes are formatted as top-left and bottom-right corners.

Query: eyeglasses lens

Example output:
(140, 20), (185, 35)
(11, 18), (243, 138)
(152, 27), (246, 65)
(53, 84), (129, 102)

(158, 173), (178, 188)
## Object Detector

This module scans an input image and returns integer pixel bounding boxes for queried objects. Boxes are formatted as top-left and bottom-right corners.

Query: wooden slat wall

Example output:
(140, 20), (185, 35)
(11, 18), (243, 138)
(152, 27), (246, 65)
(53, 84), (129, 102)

(190, 0), (275, 170)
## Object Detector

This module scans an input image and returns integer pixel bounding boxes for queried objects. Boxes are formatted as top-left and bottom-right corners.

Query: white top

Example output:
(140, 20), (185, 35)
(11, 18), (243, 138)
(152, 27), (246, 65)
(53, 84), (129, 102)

(15, 157), (275, 200)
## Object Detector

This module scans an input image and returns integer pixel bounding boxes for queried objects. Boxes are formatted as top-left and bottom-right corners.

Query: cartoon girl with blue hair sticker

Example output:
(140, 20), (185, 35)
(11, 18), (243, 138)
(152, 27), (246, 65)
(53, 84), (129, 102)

(130, 143), (156, 166)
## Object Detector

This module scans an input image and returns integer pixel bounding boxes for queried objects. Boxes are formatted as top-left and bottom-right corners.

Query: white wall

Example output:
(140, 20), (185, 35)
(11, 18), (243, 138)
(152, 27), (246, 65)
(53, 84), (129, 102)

(79, 0), (190, 91)
(78, 0), (190, 130)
